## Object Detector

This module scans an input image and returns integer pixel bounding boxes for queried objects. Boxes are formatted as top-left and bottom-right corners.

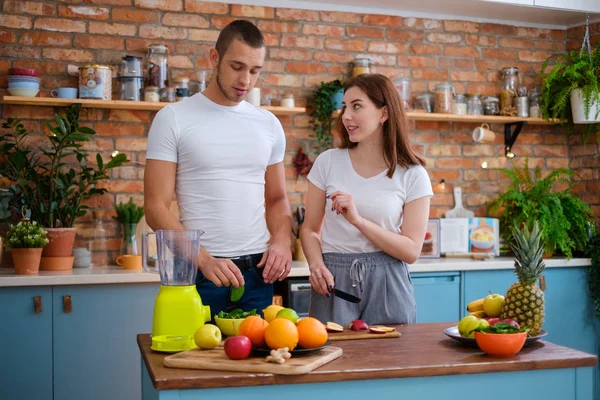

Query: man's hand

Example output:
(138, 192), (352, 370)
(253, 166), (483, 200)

(257, 240), (292, 283)
(198, 254), (245, 288)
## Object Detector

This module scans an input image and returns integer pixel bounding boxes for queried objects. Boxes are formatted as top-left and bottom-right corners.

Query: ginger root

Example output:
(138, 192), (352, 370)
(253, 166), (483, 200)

(265, 347), (292, 364)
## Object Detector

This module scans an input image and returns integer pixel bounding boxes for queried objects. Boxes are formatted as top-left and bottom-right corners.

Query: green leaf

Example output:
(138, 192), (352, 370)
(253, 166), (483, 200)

(230, 286), (245, 302)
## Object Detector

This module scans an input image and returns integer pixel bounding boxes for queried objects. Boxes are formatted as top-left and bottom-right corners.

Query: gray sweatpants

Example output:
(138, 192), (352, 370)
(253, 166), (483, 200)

(309, 251), (416, 326)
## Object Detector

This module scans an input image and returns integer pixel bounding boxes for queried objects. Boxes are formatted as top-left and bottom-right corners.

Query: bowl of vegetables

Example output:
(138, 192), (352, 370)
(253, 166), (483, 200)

(474, 321), (529, 357)
(214, 308), (257, 337)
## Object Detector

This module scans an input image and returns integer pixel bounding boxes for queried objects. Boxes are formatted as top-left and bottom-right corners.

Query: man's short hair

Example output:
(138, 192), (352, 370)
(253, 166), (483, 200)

(215, 20), (265, 57)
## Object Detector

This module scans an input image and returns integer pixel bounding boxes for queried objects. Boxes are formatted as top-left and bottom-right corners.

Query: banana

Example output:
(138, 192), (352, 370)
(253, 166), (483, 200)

(466, 298), (485, 312)
(468, 310), (487, 318)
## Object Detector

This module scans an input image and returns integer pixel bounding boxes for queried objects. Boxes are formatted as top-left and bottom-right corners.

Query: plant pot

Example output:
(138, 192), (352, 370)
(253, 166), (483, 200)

(39, 256), (74, 271)
(570, 89), (600, 124)
(331, 88), (344, 110)
(293, 238), (306, 262)
(12, 248), (43, 275)
(42, 227), (77, 257)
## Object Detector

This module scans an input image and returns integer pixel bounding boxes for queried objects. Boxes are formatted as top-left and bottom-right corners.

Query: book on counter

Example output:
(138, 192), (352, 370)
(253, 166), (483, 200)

(440, 217), (500, 257)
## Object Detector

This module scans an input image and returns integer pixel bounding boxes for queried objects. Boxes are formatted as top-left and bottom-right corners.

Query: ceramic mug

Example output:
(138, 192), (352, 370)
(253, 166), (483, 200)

(246, 87), (261, 106)
(116, 254), (142, 270)
(472, 123), (495, 143)
(51, 87), (78, 99)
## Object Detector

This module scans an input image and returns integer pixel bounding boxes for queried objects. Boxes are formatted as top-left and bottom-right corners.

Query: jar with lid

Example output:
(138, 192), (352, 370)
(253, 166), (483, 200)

(147, 44), (169, 89)
(144, 86), (160, 102)
(466, 94), (483, 116)
(281, 92), (295, 108)
(434, 83), (454, 114)
(452, 93), (467, 115)
(393, 76), (411, 110)
(529, 86), (541, 118)
(89, 212), (108, 268)
(500, 67), (519, 115)
(160, 86), (176, 103)
(352, 58), (371, 77)
(416, 92), (435, 113)
(483, 96), (500, 115)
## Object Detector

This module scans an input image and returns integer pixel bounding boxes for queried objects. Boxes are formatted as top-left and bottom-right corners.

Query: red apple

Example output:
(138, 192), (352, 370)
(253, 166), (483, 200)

(224, 336), (252, 360)
(485, 317), (502, 326)
(501, 319), (521, 329)
(326, 321), (344, 332)
(349, 319), (369, 331)
(369, 327), (387, 334)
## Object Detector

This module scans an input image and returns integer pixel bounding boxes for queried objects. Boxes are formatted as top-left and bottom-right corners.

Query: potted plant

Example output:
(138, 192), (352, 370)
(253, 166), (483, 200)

(539, 41), (600, 140)
(5, 220), (49, 275)
(488, 158), (593, 259)
(0, 104), (129, 270)
(113, 197), (144, 256)
(309, 79), (345, 154)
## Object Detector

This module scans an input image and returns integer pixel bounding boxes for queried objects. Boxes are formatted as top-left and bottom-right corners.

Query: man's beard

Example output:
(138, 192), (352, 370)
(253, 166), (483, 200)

(216, 62), (245, 104)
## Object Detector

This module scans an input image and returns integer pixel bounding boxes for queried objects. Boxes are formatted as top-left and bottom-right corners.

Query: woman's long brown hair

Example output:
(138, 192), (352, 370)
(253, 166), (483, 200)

(337, 73), (426, 178)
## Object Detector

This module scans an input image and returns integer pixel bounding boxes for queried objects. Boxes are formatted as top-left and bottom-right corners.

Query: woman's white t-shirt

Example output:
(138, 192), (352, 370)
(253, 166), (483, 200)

(307, 148), (433, 254)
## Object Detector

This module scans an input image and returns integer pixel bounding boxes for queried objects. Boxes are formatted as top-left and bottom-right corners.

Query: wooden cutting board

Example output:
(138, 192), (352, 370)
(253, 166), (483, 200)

(328, 329), (401, 341)
(163, 346), (343, 375)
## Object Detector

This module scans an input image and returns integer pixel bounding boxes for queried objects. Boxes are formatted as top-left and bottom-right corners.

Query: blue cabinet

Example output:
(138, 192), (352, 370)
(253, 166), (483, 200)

(412, 272), (460, 323)
(0, 286), (53, 400)
(52, 284), (157, 400)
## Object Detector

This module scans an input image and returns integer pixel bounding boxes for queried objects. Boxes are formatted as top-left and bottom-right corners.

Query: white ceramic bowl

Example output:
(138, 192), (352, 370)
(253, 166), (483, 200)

(470, 228), (496, 250)
(7, 88), (39, 97)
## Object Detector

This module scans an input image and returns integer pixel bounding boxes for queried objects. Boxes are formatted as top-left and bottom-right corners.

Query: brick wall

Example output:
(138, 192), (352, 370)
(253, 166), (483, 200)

(0, 0), (598, 259)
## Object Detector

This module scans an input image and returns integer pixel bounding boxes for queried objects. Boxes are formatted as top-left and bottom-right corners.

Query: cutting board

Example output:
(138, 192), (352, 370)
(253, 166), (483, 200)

(328, 329), (401, 341)
(164, 346), (343, 375)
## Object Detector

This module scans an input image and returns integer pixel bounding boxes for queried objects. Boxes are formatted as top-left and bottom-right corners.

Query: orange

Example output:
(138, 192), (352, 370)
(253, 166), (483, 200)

(264, 318), (299, 350)
(238, 315), (268, 348)
(296, 317), (328, 349)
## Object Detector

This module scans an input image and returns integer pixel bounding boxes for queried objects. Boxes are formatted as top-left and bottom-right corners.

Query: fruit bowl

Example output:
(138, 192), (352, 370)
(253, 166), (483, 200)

(214, 316), (244, 337)
(474, 331), (527, 357)
(444, 325), (547, 347)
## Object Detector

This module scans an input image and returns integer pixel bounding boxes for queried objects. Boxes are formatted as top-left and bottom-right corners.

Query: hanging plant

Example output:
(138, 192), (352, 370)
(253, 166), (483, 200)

(309, 79), (344, 154)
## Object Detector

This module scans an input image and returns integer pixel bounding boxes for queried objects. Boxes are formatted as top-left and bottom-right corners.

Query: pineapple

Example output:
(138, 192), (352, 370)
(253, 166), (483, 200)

(501, 221), (546, 336)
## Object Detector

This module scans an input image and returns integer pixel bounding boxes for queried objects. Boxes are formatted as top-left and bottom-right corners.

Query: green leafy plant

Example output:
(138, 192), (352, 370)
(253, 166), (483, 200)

(539, 41), (600, 141)
(0, 104), (129, 228)
(587, 226), (600, 318)
(215, 308), (257, 319)
(5, 220), (49, 249)
(309, 79), (344, 154)
(488, 158), (593, 258)
(475, 322), (530, 334)
(113, 198), (144, 224)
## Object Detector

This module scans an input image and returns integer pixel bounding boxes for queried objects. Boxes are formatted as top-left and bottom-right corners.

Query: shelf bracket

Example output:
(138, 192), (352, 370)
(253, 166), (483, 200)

(504, 121), (527, 158)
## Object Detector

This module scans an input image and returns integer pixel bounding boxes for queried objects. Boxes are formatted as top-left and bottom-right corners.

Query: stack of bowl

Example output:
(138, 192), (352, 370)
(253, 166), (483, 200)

(7, 68), (40, 97)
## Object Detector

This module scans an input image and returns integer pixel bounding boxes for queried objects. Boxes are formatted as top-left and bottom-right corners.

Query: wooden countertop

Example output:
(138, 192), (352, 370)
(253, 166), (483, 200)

(138, 322), (597, 391)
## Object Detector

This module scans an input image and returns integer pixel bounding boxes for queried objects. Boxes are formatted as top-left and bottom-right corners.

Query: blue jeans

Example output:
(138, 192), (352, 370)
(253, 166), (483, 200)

(195, 253), (273, 320)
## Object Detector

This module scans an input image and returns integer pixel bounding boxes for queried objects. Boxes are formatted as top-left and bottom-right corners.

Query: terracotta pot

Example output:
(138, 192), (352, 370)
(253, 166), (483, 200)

(39, 256), (74, 271)
(12, 248), (43, 275)
(293, 238), (306, 262)
(42, 228), (77, 257)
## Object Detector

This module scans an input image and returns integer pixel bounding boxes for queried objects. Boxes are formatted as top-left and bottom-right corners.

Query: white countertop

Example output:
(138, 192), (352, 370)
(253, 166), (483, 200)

(0, 257), (590, 287)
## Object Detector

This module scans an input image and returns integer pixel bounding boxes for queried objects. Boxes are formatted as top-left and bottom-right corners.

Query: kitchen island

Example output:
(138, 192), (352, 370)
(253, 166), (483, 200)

(139, 322), (597, 400)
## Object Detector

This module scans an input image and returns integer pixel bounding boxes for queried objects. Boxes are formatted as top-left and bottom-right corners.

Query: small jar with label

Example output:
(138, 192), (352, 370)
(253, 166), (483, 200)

(466, 94), (483, 116)
(352, 58), (371, 77)
(483, 96), (500, 115)
(434, 83), (454, 114)
(144, 86), (160, 103)
(160, 86), (176, 103)
(452, 93), (467, 115)
(281, 92), (295, 108)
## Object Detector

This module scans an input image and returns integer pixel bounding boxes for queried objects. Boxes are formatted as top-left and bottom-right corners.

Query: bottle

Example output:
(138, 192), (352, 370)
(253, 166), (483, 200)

(500, 67), (519, 116)
(89, 212), (108, 268)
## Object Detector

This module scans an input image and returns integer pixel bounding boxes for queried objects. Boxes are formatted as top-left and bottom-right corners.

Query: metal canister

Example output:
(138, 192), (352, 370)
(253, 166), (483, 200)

(78, 65), (113, 100)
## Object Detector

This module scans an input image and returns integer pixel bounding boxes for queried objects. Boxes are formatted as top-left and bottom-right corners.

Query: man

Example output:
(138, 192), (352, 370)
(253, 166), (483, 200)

(144, 20), (292, 316)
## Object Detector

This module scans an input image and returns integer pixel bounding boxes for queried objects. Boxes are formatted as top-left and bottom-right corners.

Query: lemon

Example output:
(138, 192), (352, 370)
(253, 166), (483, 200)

(262, 305), (284, 323)
(276, 307), (299, 324)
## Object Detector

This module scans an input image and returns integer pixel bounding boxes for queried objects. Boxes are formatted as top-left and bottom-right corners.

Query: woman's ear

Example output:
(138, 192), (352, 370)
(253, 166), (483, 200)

(380, 105), (389, 125)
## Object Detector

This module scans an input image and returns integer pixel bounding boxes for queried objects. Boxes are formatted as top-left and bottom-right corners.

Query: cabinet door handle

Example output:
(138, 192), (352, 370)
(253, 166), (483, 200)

(63, 295), (72, 313)
(33, 296), (42, 313)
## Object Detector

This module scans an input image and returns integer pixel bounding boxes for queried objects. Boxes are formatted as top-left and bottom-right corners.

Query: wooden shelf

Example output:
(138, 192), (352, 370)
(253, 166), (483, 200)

(332, 109), (559, 125)
(0, 96), (306, 116)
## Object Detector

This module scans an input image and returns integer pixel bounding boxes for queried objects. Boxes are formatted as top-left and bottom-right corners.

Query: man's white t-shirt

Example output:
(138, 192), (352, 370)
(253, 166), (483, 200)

(308, 148), (433, 254)
(146, 93), (285, 257)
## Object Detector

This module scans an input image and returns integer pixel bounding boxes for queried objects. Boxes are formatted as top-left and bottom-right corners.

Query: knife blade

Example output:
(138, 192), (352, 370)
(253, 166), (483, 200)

(331, 288), (361, 303)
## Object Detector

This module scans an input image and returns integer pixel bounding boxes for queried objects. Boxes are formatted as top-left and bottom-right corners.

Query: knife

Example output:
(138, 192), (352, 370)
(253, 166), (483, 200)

(330, 288), (361, 303)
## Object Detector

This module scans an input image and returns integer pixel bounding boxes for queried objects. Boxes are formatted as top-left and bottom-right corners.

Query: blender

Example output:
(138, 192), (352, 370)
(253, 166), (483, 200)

(143, 229), (211, 352)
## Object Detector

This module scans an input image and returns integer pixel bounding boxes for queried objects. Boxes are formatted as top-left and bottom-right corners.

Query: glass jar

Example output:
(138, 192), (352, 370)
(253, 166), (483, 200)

(393, 76), (411, 110)
(352, 58), (371, 77)
(147, 44), (169, 89)
(160, 86), (175, 102)
(416, 92), (435, 113)
(89, 215), (108, 268)
(120, 223), (139, 257)
(144, 86), (159, 102)
(500, 67), (519, 115)
(434, 83), (454, 114)
(452, 93), (467, 115)
(529, 87), (541, 118)
(281, 92), (295, 108)
(483, 96), (500, 115)
(467, 94), (483, 116)
(173, 77), (189, 90)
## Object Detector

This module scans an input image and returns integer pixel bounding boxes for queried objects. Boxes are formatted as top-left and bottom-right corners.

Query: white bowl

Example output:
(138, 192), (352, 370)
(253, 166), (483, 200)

(7, 88), (39, 97)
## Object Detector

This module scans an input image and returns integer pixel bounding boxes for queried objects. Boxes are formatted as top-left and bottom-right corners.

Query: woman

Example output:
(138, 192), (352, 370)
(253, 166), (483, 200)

(300, 74), (433, 326)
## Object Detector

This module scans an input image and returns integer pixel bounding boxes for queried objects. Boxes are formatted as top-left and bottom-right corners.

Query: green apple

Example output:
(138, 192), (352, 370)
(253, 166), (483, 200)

(458, 316), (489, 338)
(194, 324), (222, 350)
(458, 315), (478, 337)
(483, 293), (505, 318)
